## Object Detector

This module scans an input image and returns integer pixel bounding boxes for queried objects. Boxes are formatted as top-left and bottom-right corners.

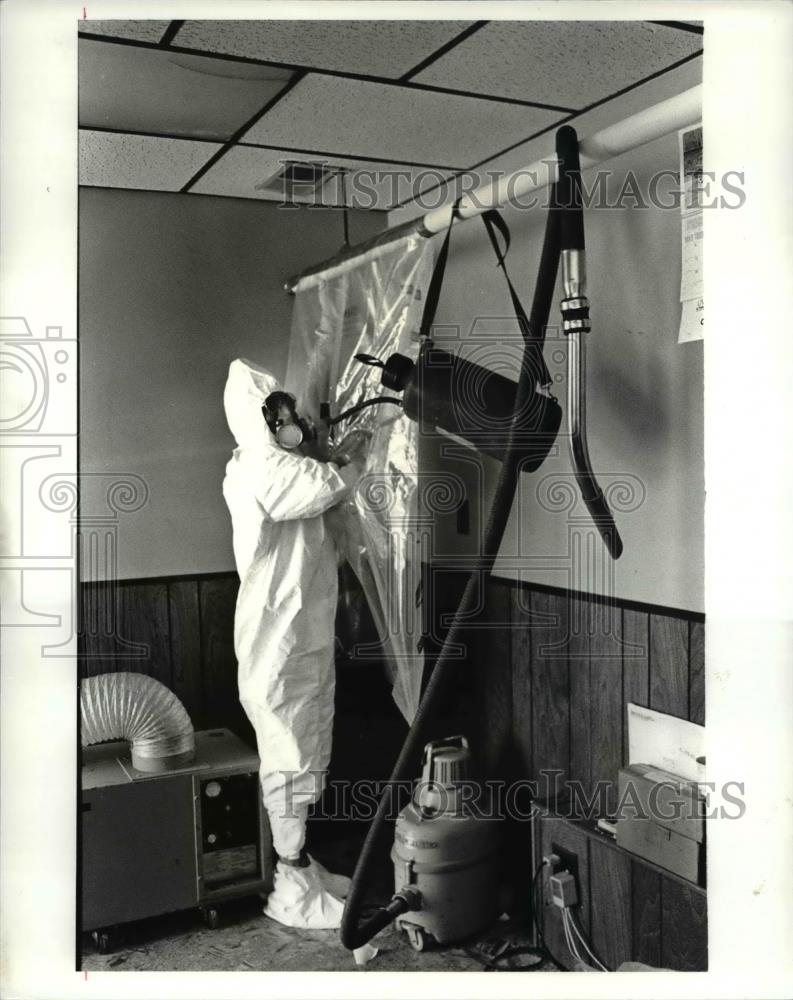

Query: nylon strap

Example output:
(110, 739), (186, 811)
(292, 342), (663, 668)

(417, 200), (553, 388)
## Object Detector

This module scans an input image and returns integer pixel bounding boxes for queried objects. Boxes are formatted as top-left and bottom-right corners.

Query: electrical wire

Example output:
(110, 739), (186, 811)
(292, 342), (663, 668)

(568, 910), (608, 971)
(459, 863), (560, 972)
(463, 941), (546, 972)
(562, 910), (584, 966)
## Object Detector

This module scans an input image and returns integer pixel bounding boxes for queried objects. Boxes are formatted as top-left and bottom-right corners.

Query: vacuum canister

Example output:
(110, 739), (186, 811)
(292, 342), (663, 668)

(391, 735), (501, 951)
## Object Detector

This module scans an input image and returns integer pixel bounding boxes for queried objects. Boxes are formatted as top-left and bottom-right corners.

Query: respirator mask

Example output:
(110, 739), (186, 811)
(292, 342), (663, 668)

(262, 391), (316, 450)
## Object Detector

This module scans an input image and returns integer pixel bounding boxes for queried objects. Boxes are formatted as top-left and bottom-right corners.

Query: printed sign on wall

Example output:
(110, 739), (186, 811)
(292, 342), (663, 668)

(678, 123), (704, 344)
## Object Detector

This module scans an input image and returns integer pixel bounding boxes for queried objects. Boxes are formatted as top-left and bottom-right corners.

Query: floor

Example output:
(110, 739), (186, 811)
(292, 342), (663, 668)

(81, 828), (552, 974)
(82, 902), (550, 973)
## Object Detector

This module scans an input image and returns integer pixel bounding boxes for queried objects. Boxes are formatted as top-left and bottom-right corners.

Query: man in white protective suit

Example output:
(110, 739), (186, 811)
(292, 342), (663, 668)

(222, 358), (366, 930)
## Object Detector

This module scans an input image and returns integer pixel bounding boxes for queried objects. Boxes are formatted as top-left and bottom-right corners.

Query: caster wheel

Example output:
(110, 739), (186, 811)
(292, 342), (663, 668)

(92, 930), (113, 954)
(406, 925), (429, 952)
(203, 907), (220, 930)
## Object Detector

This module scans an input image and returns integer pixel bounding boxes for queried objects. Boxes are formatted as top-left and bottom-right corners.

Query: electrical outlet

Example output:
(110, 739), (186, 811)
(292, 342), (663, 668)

(550, 871), (578, 908)
(550, 842), (580, 898)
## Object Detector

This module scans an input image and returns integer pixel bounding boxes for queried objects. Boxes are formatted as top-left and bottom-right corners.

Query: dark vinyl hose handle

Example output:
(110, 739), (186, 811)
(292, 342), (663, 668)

(555, 125), (585, 251)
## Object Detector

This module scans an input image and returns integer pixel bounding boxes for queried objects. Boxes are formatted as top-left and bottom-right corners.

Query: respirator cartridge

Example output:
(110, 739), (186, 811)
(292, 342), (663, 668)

(262, 390), (317, 450)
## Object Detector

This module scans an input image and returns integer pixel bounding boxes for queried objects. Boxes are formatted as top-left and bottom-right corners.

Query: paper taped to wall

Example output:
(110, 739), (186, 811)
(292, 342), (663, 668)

(680, 209), (703, 302)
(678, 296), (704, 344)
(678, 123), (704, 344)
(628, 703), (705, 781)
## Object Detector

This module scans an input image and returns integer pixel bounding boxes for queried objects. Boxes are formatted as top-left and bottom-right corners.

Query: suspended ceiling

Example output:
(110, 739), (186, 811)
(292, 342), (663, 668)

(78, 19), (703, 211)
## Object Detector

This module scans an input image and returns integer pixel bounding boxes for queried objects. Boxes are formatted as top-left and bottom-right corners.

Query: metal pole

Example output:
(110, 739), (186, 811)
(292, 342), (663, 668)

(286, 84), (701, 292)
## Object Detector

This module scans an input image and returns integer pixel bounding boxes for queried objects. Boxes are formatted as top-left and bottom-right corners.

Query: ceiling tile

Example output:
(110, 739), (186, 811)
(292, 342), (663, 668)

(81, 19), (172, 43)
(79, 131), (220, 191)
(413, 21), (703, 109)
(79, 38), (293, 141)
(191, 145), (452, 209)
(242, 75), (560, 168)
(174, 20), (474, 78)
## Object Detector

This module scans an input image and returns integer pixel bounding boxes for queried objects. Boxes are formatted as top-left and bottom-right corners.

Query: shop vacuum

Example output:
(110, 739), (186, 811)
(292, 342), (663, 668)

(390, 737), (501, 952)
(338, 126), (623, 957)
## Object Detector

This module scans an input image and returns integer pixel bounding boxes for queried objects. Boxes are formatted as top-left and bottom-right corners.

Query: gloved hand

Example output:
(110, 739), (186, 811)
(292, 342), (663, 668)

(329, 428), (371, 470)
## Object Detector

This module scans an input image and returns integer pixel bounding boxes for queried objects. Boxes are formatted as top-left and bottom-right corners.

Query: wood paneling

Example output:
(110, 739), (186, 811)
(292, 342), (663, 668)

(510, 584), (533, 779)
(79, 574), (241, 735)
(568, 596), (591, 801)
(531, 590), (571, 802)
(689, 620), (705, 725)
(472, 577), (513, 777)
(198, 576), (250, 740)
(650, 613), (689, 718)
(631, 862), (662, 966)
(661, 877), (708, 970)
(589, 604), (623, 817)
(168, 580), (203, 728)
(622, 607), (649, 762)
(536, 812), (706, 971)
(590, 837), (632, 969)
(79, 580), (171, 682)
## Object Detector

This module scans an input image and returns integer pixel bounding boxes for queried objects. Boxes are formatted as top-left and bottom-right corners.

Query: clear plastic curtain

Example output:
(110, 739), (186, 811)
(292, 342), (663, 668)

(286, 234), (437, 722)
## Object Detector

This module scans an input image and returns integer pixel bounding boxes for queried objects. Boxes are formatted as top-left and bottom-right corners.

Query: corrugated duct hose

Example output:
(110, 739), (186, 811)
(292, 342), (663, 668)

(341, 126), (582, 952)
(81, 672), (195, 772)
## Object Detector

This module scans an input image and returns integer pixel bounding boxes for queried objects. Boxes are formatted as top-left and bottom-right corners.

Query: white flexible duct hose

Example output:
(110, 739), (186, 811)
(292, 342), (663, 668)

(81, 672), (195, 772)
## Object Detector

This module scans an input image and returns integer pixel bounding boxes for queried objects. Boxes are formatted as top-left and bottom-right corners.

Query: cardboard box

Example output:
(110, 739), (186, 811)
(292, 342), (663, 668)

(615, 764), (705, 884)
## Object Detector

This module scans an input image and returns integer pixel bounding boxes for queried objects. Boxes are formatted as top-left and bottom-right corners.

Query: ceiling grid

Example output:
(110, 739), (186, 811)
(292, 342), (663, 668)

(77, 19), (703, 210)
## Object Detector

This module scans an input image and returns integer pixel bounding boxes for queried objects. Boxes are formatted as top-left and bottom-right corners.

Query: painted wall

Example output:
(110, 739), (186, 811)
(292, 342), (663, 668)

(78, 188), (384, 580)
(393, 59), (704, 612)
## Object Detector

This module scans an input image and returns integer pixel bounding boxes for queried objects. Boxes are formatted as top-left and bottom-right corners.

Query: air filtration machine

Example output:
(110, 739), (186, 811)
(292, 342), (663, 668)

(80, 673), (271, 951)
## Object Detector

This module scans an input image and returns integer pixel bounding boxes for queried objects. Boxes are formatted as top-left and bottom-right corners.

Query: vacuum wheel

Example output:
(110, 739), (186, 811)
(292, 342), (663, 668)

(202, 906), (220, 930)
(405, 924), (430, 952)
(91, 929), (115, 954)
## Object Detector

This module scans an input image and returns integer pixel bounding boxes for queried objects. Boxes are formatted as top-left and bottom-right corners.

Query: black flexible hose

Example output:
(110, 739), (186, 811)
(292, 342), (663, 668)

(340, 201), (563, 952)
(328, 396), (403, 426)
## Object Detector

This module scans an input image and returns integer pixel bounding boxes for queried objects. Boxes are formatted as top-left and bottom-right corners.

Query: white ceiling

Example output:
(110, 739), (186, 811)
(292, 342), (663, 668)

(79, 131), (222, 191)
(191, 145), (453, 206)
(239, 74), (559, 168)
(78, 19), (703, 210)
(80, 41), (293, 141)
(413, 20), (703, 108)
(174, 19), (475, 77)
(80, 19), (172, 43)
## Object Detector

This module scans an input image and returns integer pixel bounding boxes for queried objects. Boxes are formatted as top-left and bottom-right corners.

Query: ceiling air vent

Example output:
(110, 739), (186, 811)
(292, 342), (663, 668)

(255, 161), (343, 198)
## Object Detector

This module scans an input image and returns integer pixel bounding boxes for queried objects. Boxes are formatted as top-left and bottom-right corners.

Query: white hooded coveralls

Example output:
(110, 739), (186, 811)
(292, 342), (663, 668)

(222, 359), (353, 860)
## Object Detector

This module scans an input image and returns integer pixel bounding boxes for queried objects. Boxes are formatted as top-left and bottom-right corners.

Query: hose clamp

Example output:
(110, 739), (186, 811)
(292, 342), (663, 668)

(393, 886), (422, 911)
(560, 295), (591, 335)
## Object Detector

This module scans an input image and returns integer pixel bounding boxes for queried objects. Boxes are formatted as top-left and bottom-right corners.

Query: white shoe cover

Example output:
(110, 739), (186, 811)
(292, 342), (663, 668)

(353, 942), (380, 966)
(264, 859), (346, 930)
(309, 855), (352, 900)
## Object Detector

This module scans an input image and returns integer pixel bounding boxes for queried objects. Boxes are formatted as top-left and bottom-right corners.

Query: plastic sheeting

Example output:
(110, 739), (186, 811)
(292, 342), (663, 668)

(286, 234), (437, 722)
